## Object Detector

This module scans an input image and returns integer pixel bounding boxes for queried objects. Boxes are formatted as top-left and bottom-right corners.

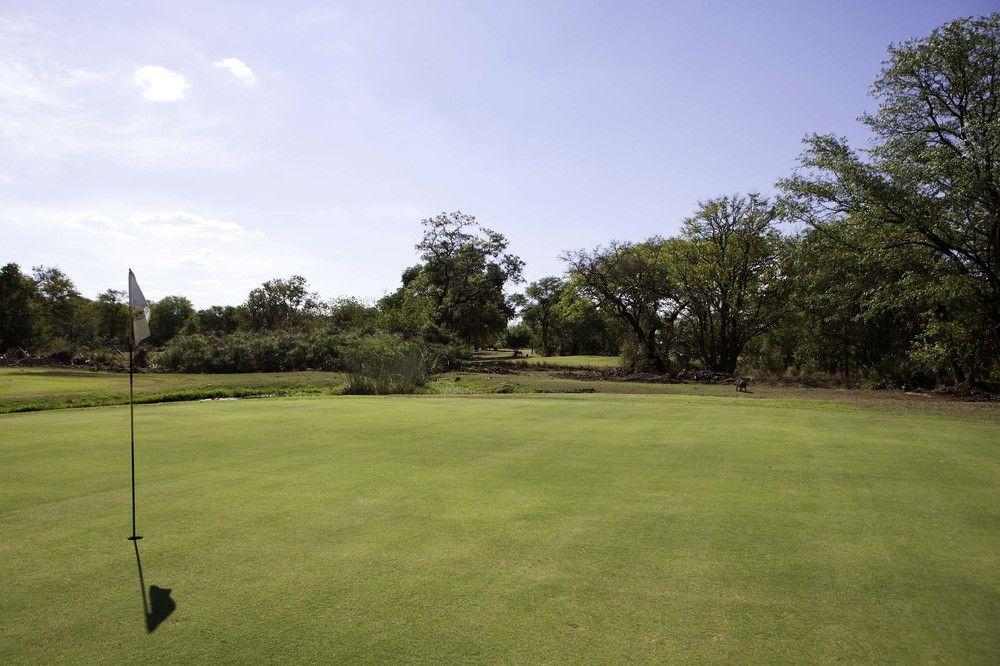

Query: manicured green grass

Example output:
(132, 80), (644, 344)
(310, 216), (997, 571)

(4, 367), (994, 422)
(432, 373), (999, 419)
(0, 367), (346, 413)
(2, 393), (998, 662)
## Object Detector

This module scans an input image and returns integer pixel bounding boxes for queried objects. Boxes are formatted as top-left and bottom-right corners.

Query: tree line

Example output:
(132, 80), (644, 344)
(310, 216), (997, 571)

(1, 14), (997, 388)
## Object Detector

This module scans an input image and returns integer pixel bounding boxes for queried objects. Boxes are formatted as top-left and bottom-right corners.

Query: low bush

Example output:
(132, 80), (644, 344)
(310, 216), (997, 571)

(153, 329), (456, 381)
(343, 334), (433, 395)
(0, 345), (129, 371)
(153, 330), (350, 373)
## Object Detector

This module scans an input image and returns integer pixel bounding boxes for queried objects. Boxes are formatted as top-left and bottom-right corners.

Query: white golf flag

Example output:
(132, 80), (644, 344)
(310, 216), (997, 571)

(129, 269), (151, 343)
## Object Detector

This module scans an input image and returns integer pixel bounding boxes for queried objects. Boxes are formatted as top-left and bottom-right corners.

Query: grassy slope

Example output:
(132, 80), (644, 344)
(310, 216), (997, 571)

(0, 368), (346, 413)
(5, 367), (996, 421)
(433, 372), (999, 420)
(508, 355), (621, 369)
(469, 350), (620, 369)
(1, 394), (998, 662)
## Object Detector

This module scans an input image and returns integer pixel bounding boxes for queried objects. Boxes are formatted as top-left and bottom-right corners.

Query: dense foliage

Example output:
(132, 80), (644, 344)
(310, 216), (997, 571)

(778, 13), (999, 387)
(1, 15), (996, 389)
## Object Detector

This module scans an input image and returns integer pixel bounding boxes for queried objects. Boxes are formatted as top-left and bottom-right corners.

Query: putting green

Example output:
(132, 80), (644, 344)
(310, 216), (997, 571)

(1, 394), (998, 662)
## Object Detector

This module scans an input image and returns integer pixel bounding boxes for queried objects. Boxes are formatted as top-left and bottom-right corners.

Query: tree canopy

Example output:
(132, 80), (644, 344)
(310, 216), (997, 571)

(780, 13), (1000, 380)
(3, 13), (997, 388)
(393, 211), (524, 346)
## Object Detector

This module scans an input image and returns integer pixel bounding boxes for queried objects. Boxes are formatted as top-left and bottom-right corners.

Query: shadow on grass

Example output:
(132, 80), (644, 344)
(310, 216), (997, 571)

(132, 540), (175, 632)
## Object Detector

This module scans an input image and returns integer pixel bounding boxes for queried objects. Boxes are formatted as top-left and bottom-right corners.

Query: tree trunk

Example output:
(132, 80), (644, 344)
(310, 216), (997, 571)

(950, 357), (967, 384)
(644, 332), (665, 372)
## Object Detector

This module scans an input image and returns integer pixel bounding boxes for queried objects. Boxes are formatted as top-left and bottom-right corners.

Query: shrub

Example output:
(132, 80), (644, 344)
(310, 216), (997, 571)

(153, 328), (456, 383)
(343, 334), (433, 395)
(504, 323), (532, 355)
(153, 330), (349, 373)
(618, 338), (655, 373)
(424, 342), (468, 372)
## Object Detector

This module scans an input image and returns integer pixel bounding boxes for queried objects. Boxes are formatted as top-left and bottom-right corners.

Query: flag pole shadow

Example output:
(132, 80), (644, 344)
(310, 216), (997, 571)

(132, 540), (175, 632)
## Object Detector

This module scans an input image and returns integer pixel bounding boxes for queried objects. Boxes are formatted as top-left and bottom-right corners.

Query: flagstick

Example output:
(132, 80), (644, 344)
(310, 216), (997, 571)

(128, 273), (142, 542)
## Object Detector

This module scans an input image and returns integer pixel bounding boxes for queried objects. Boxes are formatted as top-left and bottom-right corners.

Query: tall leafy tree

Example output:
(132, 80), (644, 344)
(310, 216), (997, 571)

(563, 240), (684, 371)
(521, 276), (565, 356)
(783, 221), (915, 382)
(0, 263), (36, 351)
(408, 211), (524, 345)
(377, 265), (431, 337)
(552, 282), (621, 356)
(31, 265), (86, 343)
(780, 13), (1000, 373)
(94, 289), (129, 346)
(150, 295), (195, 345)
(243, 275), (319, 331)
(183, 306), (242, 336)
(675, 193), (792, 374)
(328, 297), (379, 331)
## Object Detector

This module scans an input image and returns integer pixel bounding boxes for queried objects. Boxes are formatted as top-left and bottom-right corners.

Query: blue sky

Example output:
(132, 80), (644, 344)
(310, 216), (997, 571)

(3, 1), (995, 307)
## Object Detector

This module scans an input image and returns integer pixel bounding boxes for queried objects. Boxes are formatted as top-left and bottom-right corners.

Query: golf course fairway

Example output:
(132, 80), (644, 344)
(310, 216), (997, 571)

(2, 394), (998, 662)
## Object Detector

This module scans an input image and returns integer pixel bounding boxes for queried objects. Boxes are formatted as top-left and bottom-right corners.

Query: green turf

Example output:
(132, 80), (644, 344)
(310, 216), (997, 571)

(2, 393), (998, 662)
(4, 367), (994, 423)
(0, 367), (346, 413)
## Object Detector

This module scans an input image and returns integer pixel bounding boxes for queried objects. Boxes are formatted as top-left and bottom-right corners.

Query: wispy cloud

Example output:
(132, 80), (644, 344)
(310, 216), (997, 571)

(0, 19), (262, 170)
(3, 204), (305, 305)
(65, 211), (138, 242)
(131, 211), (259, 242)
(133, 65), (188, 101)
(213, 57), (255, 85)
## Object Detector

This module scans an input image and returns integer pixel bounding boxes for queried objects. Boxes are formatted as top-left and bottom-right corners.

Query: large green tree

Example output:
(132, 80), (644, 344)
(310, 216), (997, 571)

(780, 222), (906, 382)
(406, 212), (524, 345)
(377, 265), (434, 338)
(780, 13), (1000, 376)
(242, 276), (319, 331)
(675, 194), (792, 374)
(183, 305), (242, 336)
(563, 240), (684, 371)
(31, 265), (87, 343)
(521, 276), (565, 356)
(552, 281), (620, 356)
(0, 263), (36, 351)
(150, 295), (195, 345)
(94, 289), (129, 347)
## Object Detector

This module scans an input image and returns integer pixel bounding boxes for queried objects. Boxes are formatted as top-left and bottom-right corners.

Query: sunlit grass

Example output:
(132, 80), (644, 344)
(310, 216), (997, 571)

(508, 354), (620, 369)
(1, 394), (997, 662)
(0, 367), (345, 413)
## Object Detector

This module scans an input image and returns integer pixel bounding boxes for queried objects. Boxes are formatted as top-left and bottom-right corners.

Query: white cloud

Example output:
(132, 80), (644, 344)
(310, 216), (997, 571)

(132, 65), (188, 101)
(213, 57), (255, 85)
(3, 204), (301, 305)
(131, 211), (258, 242)
(65, 211), (138, 242)
(10, 207), (256, 245)
(66, 210), (115, 230)
(0, 20), (262, 169)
